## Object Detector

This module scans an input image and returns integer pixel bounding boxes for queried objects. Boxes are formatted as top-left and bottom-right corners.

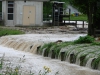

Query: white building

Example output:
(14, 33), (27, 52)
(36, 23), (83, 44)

(66, 4), (81, 15)
(1, 0), (49, 26)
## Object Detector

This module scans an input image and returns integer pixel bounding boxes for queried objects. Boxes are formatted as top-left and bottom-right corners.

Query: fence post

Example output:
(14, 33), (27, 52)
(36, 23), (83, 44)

(82, 21), (84, 29)
(64, 20), (65, 25)
(61, 52), (65, 61)
(75, 21), (78, 29)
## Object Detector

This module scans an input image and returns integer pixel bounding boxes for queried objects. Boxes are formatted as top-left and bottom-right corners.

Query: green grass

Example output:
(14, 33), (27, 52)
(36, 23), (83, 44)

(39, 42), (56, 56)
(74, 35), (95, 44)
(64, 14), (88, 21)
(0, 27), (24, 36)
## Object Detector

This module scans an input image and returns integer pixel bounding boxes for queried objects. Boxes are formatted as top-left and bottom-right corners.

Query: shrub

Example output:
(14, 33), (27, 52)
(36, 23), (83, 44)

(74, 35), (95, 44)
(91, 42), (100, 45)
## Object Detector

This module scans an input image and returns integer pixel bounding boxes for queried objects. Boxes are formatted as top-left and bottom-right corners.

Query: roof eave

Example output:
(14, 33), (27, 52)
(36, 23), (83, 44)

(0, 0), (50, 1)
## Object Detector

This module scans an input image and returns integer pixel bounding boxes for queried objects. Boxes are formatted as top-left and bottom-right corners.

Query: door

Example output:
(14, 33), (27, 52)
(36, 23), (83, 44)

(23, 6), (35, 25)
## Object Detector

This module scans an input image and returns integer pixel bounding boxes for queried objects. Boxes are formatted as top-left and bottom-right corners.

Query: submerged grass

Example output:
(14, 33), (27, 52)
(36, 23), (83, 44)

(91, 55), (100, 69)
(39, 35), (100, 70)
(1, 27), (99, 70)
(39, 42), (74, 57)
(39, 42), (56, 56)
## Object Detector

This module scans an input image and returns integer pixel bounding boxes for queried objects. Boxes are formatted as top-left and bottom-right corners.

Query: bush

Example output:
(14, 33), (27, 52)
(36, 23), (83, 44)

(74, 35), (95, 44)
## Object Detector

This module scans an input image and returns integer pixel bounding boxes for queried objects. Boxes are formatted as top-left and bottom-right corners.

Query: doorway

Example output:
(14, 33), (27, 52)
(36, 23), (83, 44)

(23, 6), (35, 25)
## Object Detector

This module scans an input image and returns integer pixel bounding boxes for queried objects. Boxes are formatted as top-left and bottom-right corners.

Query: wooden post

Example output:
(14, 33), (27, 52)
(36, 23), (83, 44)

(37, 46), (41, 54)
(64, 20), (65, 25)
(82, 21), (84, 29)
(61, 52), (65, 61)
(94, 28), (96, 37)
(70, 54), (75, 63)
(75, 21), (78, 29)
(51, 50), (55, 59)
(69, 8), (71, 22)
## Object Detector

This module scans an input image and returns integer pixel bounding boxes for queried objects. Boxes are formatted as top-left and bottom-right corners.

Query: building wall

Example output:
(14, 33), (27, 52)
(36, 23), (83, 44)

(2, 1), (7, 25)
(2, 1), (43, 26)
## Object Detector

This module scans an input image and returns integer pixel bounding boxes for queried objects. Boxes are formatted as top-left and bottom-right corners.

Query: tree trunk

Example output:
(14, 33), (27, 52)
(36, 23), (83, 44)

(88, 3), (94, 36)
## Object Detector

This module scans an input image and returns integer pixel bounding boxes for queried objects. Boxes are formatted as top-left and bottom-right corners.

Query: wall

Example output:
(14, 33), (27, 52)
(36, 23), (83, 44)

(2, 1), (7, 25)
(2, 1), (43, 26)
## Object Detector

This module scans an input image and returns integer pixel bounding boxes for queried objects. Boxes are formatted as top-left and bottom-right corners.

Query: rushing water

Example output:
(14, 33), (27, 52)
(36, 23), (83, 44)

(0, 34), (100, 75)
(0, 45), (100, 75)
(86, 58), (95, 68)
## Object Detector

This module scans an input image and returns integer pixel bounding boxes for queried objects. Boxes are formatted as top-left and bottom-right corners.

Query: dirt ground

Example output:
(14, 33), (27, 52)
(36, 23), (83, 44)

(2, 25), (88, 34)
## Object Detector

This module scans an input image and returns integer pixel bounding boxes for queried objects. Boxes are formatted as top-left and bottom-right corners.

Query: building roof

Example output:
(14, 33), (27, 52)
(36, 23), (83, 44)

(0, 0), (50, 1)
(51, 1), (65, 4)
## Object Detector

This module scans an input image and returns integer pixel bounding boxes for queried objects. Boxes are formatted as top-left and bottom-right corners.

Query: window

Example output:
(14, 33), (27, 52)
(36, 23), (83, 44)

(8, 8), (13, 13)
(8, 1), (14, 3)
(8, 4), (13, 7)
(8, 1), (14, 20)
(8, 14), (13, 20)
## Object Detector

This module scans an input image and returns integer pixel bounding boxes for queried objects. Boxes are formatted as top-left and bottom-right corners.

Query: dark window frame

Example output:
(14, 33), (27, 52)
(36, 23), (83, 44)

(7, 1), (14, 20)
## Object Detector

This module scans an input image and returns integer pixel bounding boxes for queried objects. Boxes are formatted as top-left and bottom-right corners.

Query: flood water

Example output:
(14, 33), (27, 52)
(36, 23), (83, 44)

(0, 45), (100, 75)
(0, 34), (100, 75)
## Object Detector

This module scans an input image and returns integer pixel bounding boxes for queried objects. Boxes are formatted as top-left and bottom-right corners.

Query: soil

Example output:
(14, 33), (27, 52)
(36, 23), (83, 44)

(1, 26), (87, 34)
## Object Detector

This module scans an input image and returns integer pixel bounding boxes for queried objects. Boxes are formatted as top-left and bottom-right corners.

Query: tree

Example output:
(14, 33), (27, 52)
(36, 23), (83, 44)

(43, 0), (69, 15)
(69, 0), (100, 36)
(43, 0), (69, 21)
(0, 2), (2, 12)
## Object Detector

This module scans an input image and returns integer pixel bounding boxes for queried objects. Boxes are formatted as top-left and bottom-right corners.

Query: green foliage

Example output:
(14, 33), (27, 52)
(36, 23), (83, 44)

(52, 44), (61, 58)
(39, 42), (74, 58)
(43, 1), (52, 15)
(0, 54), (5, 70)
(0, 27), (24, 36)
(91, 56), (100, 69)
(53, 42), (73, 58)
(64, 14), (87, 21)
(39, 44), (49, 54)
(70, 14), (87, 21)
(74, 35), (95, 44)
(39, 39), (100, 70)
(39, 66), (52, 75)
(39, 42), (56, 56)
(91, 42), (100, 46)
(43, 0), (69, 15)
(69, 0), (100, 36)
(69, 0), (96, 14)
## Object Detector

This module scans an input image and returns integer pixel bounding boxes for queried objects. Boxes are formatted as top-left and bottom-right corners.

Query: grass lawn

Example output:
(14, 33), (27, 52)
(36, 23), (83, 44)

(0, 27), (24, 36)
(64, 14), (88, 21)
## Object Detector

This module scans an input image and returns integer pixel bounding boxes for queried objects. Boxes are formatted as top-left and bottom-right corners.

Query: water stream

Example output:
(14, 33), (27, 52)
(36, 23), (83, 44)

(0, 34), (100, 75)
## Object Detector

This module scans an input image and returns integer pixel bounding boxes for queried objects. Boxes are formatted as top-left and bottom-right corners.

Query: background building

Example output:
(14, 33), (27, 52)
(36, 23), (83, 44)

(1, 0), (49, 26)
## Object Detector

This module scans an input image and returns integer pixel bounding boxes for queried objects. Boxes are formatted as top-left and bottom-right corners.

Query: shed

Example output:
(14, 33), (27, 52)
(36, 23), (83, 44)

(1, 0), (49, 26)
